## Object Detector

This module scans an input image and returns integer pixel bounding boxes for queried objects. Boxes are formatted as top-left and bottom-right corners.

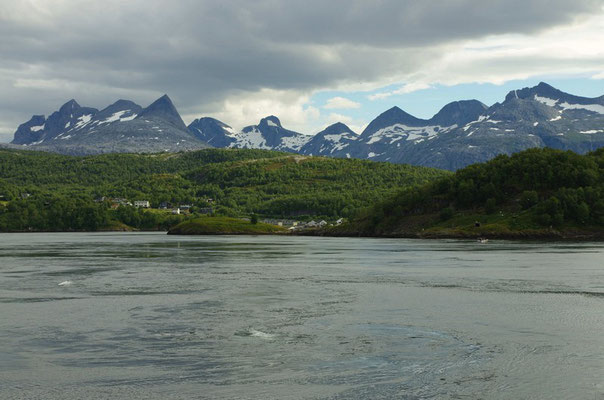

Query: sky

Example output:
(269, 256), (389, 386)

(1, 0), (603, 142)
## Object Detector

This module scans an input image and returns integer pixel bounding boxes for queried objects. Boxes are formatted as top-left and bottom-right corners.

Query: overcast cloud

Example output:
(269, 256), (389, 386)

(1, 0), (603, 141)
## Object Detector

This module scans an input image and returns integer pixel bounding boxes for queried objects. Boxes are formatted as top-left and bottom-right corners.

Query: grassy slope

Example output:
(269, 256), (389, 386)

(167, 216), (287, 235)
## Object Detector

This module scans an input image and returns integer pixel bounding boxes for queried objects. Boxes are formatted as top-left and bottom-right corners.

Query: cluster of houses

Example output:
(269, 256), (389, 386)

(93, 196), (213, 215)
(89, 196), (344, 227)
(261, 218), (344, 230)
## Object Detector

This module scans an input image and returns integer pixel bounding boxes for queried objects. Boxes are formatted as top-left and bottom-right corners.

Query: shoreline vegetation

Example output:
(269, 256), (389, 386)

(3, 147), (604, 241)
(167, 217), (287, 235)
(311, 224), (604, 241)
(316, 147), (604, 241)
(0, 147), (444, 233)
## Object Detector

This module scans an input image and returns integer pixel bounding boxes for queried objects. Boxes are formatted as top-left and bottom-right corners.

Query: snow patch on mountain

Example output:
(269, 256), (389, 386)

(367, 124), (453, 144)
(534, 95), (558, 107)
(229, 128), (267, 149)
(323, 133), (354, 152)
(100, 110), (128, 124)
(559, 102), (604, 114)
(74, 114), (93, 130)
(462, 115), (488, 131)
(97, 110), (138, 124)
(280, 134), (310, 151)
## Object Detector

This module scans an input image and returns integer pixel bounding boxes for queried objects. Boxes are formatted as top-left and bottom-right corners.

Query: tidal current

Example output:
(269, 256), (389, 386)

(1, 233), (603, 399)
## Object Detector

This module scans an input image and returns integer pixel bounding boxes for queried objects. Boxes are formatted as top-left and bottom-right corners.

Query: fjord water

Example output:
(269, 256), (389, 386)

(1, 233), (603, 399)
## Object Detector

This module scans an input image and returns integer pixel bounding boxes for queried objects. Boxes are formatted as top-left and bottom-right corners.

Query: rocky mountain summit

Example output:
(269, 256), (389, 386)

(10, 82), (604, 169)
(12, 95), (209, 155)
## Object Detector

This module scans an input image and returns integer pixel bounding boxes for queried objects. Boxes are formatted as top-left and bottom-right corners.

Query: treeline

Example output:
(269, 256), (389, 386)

(186, 156), (441, 217)
(0, 148), (446, 231)
(360, 147), (604, 233)
(0, 196), (187, 232)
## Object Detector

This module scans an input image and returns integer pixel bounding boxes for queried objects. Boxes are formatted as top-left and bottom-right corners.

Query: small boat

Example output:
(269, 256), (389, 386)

(478, 238), (489, 243)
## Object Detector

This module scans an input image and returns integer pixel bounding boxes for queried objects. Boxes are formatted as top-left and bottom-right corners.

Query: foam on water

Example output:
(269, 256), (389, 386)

(248, 329), (275, 339)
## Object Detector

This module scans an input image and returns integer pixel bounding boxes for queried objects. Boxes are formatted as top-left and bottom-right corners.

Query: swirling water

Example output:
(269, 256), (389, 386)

(0, 232), (603, 399)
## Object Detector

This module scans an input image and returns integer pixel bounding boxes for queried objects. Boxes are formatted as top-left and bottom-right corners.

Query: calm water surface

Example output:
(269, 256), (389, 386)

(0, 233), (603, 399)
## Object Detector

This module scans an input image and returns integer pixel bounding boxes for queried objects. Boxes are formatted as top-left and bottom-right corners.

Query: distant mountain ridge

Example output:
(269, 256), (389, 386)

(12, 95), (210, 155)
(10, 82), (604, 169)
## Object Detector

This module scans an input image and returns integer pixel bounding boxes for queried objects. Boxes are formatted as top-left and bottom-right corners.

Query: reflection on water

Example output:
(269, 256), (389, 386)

(1, 232), (603, 399)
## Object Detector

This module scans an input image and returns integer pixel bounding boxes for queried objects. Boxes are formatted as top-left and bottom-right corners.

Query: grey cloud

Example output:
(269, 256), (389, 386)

(235, 0), (602, 46)
(0, 0), (601, 142)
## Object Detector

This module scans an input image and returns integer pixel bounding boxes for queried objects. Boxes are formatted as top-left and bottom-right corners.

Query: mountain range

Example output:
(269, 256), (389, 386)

(11, 95), (209, 154)
(9, 82), (604, 170)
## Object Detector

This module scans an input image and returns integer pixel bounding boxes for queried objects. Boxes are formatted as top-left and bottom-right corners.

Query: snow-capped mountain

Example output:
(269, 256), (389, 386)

(12, 99), (100, 145)
(225, 116), (310, 152)
(10, 82), (604, 170)
(392, 82), (604, 170)
(299, 122), (358, 156)
(12, 95), (209, 155)
(188, 115), (310, 152)
(188, 117), (236, 147)
(326, 100), (488, 163)
(313, 83), (604, 170)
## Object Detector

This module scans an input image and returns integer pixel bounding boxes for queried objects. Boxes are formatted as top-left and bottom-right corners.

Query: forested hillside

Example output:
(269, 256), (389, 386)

(0, 148), (446, 231)
(348, 148), (604, 238)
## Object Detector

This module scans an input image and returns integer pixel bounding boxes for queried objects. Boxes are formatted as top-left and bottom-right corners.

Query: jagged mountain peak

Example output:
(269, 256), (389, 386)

(143, 94), (175, 111)
(430, 100), (488, 127)
(504, 81), (604, 107)
(59, 99), (81, 113)
(190, 116), (231, 128)
(95, 99), (142, 120)
(320, 122), (356, 135)
(188, 117), (235, 147)
(490, 97), (560, 121)
(361, 106), (425, 136)
(259, 115), (282, 128)
(11, 115), (47, 145)
(505, 82), (562, 102)
(137, 94), (187, 130)
(236, 115), (308, 151)
(298, 122), (358, 156)
(106, 99), (140, 110)
(535, 81), (555, 90)
(10, 94), (208, 153)
(9, 82), (604, 170)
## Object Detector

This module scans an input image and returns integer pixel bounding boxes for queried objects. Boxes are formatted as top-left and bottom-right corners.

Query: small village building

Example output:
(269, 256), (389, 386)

(134, 200), (150, 208)
(172, 208), (181, 215)
(111, 198), (132, 206)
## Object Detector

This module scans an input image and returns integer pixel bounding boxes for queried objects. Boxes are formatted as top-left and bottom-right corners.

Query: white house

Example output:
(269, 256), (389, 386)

(134, 200), (150, 208)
